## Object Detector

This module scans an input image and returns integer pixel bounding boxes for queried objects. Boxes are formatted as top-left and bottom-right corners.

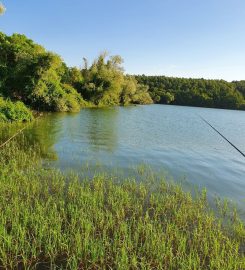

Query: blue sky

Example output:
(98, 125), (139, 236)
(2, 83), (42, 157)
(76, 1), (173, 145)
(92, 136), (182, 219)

(1, 0), (245, 81)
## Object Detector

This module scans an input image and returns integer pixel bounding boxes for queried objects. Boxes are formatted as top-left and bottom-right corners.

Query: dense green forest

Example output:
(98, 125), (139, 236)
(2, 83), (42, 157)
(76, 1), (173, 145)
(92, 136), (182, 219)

(136, 75), (245, 109)
(1, 31), (245, 122)
(0, 32), (152, 121)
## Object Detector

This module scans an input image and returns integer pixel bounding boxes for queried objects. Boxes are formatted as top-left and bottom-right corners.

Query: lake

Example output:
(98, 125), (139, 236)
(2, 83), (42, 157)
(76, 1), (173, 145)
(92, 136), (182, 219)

(2, 104), (245, 211)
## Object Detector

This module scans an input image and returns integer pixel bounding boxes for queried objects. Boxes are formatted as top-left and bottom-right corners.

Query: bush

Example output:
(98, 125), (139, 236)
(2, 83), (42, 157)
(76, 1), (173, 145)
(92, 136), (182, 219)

(52, 84), (89, 112)
(0, 98), (33, 122)
(0, 112), (7, 122)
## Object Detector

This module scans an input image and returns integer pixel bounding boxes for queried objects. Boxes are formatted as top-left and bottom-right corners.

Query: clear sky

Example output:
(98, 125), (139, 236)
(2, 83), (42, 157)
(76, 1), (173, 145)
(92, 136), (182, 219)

(1, 0), (245, 81)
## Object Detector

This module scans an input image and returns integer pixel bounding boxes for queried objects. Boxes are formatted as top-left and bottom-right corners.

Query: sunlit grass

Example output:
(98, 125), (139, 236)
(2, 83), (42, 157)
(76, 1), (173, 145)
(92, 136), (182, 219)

(0, 140), (244, 269)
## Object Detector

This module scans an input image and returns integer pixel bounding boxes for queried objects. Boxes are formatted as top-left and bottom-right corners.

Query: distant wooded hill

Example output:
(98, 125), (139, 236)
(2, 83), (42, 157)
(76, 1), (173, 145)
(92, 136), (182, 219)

(135, 75), (245, 110)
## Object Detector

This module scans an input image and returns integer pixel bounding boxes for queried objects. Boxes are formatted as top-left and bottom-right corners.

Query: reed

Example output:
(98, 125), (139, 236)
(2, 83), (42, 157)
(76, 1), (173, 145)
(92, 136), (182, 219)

(0, 140), (244, 269)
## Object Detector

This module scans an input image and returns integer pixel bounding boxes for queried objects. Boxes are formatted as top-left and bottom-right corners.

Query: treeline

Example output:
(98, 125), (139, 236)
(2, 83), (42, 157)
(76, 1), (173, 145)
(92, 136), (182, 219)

(135, 75), (245, 110)
(1, 31), (245, 122)
(0, 32), (152, 122)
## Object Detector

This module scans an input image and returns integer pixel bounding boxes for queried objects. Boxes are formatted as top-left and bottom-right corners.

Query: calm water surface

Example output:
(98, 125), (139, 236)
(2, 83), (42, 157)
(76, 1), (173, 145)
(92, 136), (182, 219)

(2, 105), (245, 210)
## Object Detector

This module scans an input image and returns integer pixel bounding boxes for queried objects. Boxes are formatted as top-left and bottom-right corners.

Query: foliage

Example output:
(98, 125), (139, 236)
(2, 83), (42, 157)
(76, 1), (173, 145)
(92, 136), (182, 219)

(0, 32), (152, 118)
(0, 140), (244, 269)
(0, 98), (33, 122)
(74, 53), (153, 106)
(0, 112), (7, 122)
(233, 80), (245, 97)
(136, 75), (245, 110)
(1, 30), (245, 113)
(0, 32), (87, 112)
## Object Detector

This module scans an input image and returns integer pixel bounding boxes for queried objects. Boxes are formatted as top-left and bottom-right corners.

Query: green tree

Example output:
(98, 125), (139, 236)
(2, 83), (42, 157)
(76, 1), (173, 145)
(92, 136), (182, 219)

(77, 53), (153, 106)
(135, 75), (245, 110)
(0, 32), (87, 112)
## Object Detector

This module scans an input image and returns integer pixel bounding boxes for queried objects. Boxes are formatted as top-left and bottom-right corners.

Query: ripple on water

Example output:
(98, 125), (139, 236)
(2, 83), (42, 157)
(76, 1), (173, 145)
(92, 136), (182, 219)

(3, 105), (244, 212)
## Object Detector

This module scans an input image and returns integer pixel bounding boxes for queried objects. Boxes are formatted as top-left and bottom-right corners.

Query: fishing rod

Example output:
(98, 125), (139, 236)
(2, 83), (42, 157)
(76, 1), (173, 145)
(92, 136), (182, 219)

(0, 126), (27, 149)
(199, 115), (245, 158)
(0, 115), (41, 149)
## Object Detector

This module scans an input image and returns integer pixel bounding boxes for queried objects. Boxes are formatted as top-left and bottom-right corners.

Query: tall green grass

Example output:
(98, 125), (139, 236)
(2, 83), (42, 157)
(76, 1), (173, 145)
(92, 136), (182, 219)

(0, 139), (244, 269)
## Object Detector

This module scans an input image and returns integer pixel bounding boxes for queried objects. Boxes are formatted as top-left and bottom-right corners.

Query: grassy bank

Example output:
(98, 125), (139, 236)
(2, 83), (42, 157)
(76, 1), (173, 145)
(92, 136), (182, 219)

(0, 140), (244, 269)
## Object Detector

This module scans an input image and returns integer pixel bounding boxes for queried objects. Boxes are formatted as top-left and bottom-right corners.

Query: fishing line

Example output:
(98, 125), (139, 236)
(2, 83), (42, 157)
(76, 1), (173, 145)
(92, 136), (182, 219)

(199, 115), (245, 158)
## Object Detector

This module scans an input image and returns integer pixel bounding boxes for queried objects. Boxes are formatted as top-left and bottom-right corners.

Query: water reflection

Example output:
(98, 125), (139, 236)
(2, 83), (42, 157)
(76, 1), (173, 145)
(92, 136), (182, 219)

(86, 108), (118, 152)
(1, 105), (245, 213)
(23, 113), (63, 159)
(0, 113), (63, 159)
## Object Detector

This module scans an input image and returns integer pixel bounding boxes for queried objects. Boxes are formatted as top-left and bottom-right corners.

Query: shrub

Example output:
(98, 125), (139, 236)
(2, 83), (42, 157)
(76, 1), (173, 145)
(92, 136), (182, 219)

(0, 112), (7, 122)
(0, 98), (33, 122)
